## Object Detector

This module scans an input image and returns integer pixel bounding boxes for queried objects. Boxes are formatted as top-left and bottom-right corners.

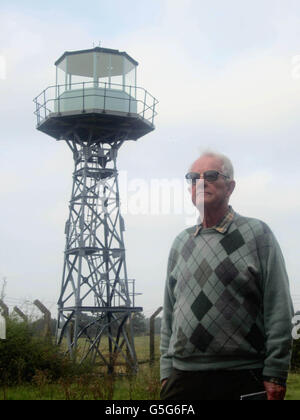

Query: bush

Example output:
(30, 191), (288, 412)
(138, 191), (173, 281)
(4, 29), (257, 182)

(0, 318), (77, 385)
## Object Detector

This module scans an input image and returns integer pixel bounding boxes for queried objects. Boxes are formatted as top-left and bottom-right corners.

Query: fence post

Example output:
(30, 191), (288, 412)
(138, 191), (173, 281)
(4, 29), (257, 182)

(0, 299), (9, 319)
(13, 306), (28, 323)
(150, 306), (163, 365)
(66, 320), (75, 359)
(0, 299), (8, 340)
(33, 299), (51, 339)
(125, 313), (138, 374)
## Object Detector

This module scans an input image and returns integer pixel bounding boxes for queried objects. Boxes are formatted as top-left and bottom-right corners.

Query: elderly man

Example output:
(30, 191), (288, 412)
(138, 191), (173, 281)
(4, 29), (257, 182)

(160, 151), (294, 401)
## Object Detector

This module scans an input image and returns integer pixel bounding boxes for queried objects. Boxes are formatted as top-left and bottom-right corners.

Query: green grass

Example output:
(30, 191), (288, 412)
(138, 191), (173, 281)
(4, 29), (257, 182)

(286, 373), (300, 400)
(0, 362), (161, 400)
(2, 368), (299, 400)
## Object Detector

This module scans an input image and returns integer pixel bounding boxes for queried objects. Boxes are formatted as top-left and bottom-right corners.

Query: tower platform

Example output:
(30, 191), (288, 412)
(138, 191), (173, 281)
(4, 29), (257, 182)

(36, 108), (155, 143)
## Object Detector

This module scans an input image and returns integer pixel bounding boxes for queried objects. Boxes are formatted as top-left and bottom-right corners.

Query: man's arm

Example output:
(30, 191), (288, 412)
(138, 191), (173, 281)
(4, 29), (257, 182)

(160, 247), (177, 383)
(261, 226), (294, 391)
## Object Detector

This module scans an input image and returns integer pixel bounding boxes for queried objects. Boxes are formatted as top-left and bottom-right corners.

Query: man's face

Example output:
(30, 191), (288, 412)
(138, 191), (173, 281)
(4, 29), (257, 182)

(189, 156), (235, 211)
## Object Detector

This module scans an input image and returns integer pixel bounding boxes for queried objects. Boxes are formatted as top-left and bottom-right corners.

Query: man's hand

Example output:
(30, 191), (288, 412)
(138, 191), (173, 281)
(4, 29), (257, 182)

(264, 381), (286, 400)
(161, 378), (168, 390)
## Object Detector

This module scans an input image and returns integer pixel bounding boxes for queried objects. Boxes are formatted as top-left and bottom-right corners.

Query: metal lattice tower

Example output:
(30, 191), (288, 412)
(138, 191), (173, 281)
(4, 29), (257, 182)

(33, 47), (158, 373)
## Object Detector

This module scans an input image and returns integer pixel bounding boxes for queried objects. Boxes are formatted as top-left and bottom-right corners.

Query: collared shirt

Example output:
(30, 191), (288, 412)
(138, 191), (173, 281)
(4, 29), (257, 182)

(194, 206), (235, 237)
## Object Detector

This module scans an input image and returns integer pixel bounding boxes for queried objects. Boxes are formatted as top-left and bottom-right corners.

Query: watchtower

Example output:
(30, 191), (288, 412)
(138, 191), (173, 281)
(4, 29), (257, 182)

(34, 47), (158, 373)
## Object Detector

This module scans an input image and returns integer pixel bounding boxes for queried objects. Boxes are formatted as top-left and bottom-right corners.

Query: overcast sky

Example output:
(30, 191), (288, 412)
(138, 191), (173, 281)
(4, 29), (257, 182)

(1, 0), (300, 319)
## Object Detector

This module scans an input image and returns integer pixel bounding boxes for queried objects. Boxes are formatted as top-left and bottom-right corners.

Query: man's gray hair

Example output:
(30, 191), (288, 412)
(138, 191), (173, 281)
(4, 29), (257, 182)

(190, 150), (234, 180)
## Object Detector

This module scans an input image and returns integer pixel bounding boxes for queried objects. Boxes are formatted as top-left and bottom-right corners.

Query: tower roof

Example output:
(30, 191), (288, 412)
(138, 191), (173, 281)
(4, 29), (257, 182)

(55, 47), (139, 68)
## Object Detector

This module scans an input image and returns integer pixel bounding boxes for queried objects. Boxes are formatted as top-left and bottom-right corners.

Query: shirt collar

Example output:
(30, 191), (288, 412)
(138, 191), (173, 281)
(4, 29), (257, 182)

(194, 206), (235, 237)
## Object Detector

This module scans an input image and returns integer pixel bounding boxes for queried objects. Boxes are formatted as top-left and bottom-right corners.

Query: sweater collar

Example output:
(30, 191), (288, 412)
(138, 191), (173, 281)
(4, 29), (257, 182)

(194, 206), (235, 237)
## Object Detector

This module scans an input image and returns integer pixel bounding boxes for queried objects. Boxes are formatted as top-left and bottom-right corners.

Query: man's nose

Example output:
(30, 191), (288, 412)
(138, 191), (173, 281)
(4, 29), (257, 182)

(194, 179), (206, 188)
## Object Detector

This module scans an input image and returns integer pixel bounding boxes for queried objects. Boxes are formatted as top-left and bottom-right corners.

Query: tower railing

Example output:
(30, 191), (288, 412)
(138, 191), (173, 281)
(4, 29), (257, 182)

(33, 81), (158, 127)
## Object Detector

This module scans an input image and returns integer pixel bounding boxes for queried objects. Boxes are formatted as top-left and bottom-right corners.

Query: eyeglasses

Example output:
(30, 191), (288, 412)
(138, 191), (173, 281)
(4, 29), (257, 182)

(185, 170), (230, 184)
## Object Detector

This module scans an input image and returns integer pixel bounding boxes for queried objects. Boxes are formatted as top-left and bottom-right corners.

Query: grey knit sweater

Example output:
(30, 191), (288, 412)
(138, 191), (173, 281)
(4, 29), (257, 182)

(160, 211), (294, 382)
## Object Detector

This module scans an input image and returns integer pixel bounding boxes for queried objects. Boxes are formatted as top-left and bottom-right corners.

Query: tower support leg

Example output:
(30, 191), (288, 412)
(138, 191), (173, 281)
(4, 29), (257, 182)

(56, 137), (142, 373)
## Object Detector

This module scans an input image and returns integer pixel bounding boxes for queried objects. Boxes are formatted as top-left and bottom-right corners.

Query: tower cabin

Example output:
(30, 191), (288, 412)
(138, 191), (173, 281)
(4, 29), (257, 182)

(34, 47), (157, 143)
(55, 47), (138, 114)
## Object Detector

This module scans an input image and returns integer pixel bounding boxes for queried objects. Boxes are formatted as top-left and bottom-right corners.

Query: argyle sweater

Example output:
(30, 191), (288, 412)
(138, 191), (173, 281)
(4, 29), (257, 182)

(160, 210), (294, 382)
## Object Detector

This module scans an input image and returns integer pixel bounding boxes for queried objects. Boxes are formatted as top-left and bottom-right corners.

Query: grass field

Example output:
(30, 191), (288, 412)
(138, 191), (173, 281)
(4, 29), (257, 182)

(286, 373), (300, 400)
(1, 335), (299, 400)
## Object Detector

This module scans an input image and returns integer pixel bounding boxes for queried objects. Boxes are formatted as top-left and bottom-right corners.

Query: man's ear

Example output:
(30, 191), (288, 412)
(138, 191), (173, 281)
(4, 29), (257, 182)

(226, 180), (236, 198)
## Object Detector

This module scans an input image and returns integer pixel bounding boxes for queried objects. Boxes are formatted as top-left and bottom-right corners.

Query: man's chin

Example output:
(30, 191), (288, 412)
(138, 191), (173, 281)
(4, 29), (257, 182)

(196, 196), (213, 207)
(195, 198), (218, 214)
